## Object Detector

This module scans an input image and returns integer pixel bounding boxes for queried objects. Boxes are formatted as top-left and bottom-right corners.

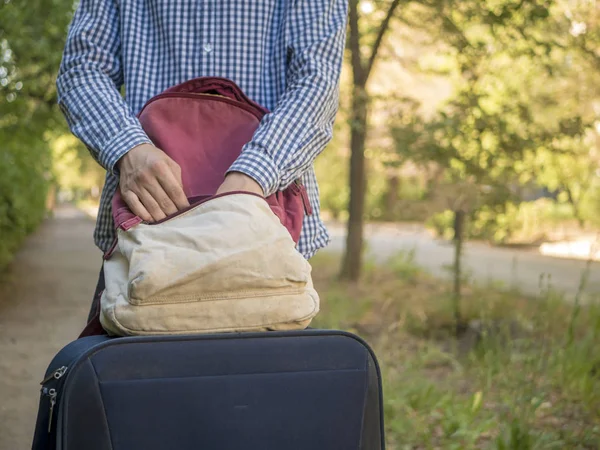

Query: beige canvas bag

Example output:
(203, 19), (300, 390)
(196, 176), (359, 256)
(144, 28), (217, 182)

(100, 193), (320, 336)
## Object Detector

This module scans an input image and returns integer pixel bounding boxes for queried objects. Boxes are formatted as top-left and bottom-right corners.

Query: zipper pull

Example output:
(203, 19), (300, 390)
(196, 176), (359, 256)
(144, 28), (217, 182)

(40, 366), (68, 386)
(294, 180), (313, 215)
(40, 365), (68, 433)
(47, 388), (57, 433)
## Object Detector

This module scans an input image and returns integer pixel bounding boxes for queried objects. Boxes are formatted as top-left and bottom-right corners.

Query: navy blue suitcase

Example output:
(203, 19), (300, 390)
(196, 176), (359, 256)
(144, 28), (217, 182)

(32, 330), (384, 450)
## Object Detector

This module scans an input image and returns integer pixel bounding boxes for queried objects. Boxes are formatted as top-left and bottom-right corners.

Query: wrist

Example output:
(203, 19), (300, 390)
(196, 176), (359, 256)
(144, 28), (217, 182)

(218, 172), (265, 196)
(116, 143), (149, 171)
(100, 125), (152, 175)
(226, 149), (280, 197)
(116, 154), (127, 171)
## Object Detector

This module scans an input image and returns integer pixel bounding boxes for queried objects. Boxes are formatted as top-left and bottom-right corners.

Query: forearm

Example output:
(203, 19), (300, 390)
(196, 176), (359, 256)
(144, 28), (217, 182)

(57, 79), (151, 173)
(228, 0), (347, 196)
(228, 74), (340, 195)
(56, 0), (151, 174)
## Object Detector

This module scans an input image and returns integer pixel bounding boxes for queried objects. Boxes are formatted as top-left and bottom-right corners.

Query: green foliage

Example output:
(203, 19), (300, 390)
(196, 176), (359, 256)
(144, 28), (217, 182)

(0, 0), (75, 269)
(495, 420), (536, 450)
(582, 184), (600, 227)
(367, 175), (431, 221)
(427, 198), (587, 244)
(51, 135), (106, 202)
(384, 0), (600, 234)
(315, 121), (349, 220)
(427, 209), (458, 240)
(310, 253), (600, 448)
(0, 139), (50, 270)
(387, 249), (421, 280)
(318, 0), (600, 237)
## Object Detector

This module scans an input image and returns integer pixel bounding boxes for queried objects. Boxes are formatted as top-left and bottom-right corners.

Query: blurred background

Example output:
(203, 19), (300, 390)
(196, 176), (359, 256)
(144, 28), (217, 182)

(1, 0), (599, 448)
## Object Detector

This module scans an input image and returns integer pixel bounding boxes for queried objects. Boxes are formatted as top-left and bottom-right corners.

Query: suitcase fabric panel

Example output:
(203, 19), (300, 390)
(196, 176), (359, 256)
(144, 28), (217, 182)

(33, 331), (385, 450)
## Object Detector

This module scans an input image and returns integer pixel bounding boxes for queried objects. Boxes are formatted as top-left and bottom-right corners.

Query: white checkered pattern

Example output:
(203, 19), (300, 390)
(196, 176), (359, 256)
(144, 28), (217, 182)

(57, 0), (347, 259)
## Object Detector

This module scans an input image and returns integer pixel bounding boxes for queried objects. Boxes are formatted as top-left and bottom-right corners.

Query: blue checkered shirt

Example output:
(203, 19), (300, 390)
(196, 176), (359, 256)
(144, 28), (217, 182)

(57, 0), (347, 259)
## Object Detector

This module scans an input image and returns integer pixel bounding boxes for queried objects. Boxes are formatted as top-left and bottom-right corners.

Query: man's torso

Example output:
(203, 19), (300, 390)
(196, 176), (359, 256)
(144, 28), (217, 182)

(95, 0), (329, 258)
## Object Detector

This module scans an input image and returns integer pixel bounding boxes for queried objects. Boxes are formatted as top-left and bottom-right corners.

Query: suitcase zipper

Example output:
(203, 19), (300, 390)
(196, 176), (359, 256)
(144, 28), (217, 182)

(40, 366), (68, 433)
(44, 388), (57, 433)
(40, 365), (68, 385)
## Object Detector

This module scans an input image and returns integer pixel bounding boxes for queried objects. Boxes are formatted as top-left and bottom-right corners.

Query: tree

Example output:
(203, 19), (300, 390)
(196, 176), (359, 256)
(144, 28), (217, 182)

(387, 0), (600, 331)
(340, 0), (402, 280)
(390, 0), (599, 224)
(0, 0), (75, 269)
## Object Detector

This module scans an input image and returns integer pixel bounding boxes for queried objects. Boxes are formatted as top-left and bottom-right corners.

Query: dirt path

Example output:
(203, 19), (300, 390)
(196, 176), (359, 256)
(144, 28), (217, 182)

(327, 223), (600, 299)
(0, 206), (99, 450)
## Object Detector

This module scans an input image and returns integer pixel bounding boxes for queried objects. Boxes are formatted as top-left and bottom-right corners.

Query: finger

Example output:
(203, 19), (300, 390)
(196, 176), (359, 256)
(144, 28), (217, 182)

(166, 158), (184, 186)
(159, 166), (190, 209)
(122, 191), (153, 222)
(143, 178), (179, 216)
(147, 160), (187, 212)
(137, 187), (167, 222)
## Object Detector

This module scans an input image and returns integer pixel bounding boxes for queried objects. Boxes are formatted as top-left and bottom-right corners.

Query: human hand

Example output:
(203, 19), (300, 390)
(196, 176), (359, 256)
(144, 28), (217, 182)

(117, 144), (190, 222)
(216, 172), (264, 196)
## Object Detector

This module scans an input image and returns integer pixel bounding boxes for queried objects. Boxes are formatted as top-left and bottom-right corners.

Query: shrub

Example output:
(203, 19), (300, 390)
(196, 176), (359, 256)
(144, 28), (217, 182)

(0, 137), (50, 271)
(426, 198), (585, 244)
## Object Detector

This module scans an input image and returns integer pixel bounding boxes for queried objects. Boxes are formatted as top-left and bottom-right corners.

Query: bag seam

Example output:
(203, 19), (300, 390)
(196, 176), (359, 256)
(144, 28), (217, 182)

(90, 358), (115, 450)
(97, 368), (364, 385)
(128, 286), (308, 305)
(127, 191), (267, 228)
(109, 290), (319, 335)
(138, 92), (264, 122)
(357, 353), (370, 450)
(61, 359), (115, 450)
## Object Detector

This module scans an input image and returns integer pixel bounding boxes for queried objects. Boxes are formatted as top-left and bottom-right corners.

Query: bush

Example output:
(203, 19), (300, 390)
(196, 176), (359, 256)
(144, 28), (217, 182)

(426, 209), (456, 240)
(0, 138), (50, 271)
(369, 176), (429, 221)
(309, 253), (600, 448)
(581, 184), (600, 227)
(426, 198), (583, 244)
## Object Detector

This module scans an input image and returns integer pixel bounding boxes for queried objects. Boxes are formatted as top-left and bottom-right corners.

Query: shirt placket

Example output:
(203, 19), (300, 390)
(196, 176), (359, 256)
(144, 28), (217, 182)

(199, 0), (215, 75)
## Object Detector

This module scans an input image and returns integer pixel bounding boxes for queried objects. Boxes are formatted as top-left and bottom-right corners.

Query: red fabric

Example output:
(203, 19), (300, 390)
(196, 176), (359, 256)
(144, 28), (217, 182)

(111, 77), (305, 244)
(78, 312), (106, 338)
(79, 274), (108, 338)
(82, 77), (307, 338)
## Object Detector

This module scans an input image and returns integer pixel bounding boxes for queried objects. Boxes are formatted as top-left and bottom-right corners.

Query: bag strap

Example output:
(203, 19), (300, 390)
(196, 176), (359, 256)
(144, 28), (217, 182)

(162, 77), (270, 115)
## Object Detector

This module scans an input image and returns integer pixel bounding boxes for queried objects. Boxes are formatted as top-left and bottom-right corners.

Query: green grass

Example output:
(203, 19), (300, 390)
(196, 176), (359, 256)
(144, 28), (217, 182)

(310, 252), (600, 449)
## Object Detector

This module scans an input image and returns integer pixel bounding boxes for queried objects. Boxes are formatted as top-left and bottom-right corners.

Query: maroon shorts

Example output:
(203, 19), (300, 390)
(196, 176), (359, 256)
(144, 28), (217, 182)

(79, 265), (108, 338)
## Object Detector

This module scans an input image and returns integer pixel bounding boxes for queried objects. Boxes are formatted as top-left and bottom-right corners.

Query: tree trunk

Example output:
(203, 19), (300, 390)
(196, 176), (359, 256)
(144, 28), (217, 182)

(425, 165), (444, 199)
(339, 0), (400, 281)
(45, 183), (56, 218)
(571, 202), (585, 229)
(340, 84), (368, 280)
(452, 209), (465, 336)
(384, 174), (400, 219)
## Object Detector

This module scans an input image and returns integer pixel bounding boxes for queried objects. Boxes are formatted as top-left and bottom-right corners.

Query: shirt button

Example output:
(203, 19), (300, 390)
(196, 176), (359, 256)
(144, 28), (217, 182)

(203, 42), (213, 53)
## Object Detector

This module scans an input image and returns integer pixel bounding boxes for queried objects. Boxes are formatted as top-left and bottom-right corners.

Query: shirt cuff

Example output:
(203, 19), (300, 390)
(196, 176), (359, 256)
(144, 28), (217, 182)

(99, 124), (153, 175)
(227, 144), (280, 196)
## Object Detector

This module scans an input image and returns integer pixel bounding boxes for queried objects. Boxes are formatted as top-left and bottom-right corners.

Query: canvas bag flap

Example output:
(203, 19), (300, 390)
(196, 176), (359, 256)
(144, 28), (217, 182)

(100, 78), (319, 336)
(100, 194), (319, 336)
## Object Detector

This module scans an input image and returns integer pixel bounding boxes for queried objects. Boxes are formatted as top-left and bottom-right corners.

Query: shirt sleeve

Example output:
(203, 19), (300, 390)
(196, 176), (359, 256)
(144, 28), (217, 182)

(56, 0), (152, 175)
(227, 0), (348, 196)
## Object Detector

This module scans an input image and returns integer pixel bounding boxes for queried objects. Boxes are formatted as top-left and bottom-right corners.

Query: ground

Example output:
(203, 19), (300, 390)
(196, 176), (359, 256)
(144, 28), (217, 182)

(0, 206), (598, 449)
(327, 222), (600, 299)
(0, 207), (96, 450)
